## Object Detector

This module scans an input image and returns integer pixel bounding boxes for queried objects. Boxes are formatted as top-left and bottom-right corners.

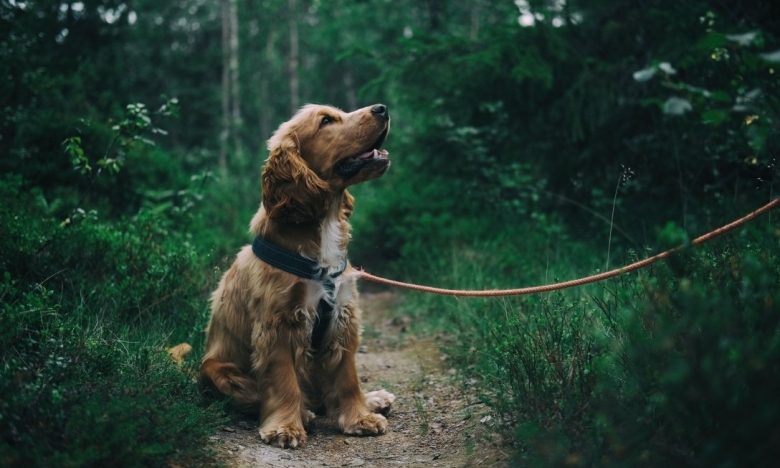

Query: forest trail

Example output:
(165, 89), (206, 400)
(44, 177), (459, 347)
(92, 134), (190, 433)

(209, 291), (509, 467)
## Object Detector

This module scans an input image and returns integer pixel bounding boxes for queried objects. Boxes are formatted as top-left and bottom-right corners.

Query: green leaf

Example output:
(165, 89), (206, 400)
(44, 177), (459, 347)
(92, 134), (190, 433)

(640, 98), (665, 108)
(746, 123), (768, 151)
(696, 32), (727, 50)
(663, 97), (692, 115)
(759, 49), (780, 63)
(725, 31), (759, 46)
(658, 62), (676, 75)
(633, 67), (656, 82)
(701, 109), (729, 125)
(710, 90), (732, 103)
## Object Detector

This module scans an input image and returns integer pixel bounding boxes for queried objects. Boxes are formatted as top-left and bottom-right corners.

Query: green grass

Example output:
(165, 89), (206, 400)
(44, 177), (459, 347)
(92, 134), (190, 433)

(380, 209), (780, 467)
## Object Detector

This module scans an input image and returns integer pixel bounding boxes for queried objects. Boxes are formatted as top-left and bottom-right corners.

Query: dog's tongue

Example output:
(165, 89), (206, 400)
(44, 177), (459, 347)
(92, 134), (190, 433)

(357, 149), (389, 160)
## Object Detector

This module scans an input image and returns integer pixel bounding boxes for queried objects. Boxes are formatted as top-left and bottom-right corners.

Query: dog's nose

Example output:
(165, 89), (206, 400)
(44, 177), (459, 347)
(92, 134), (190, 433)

(371, 104), (389, 119)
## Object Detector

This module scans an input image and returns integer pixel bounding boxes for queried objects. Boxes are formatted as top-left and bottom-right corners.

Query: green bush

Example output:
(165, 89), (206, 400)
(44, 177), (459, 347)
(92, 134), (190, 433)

(584, 231), (780, 467)
(0, 175), (223, 467)
(381, 190), (779, 467)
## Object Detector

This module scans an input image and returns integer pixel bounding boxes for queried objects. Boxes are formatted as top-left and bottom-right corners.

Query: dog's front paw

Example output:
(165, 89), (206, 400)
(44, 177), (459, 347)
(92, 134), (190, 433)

(365, 389), (395, 416)
(259, 423), (307, 448)
(340, 412), (388, 436)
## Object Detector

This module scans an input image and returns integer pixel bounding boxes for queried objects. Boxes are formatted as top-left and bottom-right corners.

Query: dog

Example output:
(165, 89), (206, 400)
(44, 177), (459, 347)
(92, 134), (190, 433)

(200, 103), (395, 448)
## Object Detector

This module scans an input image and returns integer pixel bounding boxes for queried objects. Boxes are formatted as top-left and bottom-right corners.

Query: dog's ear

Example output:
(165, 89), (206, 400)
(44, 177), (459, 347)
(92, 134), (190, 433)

(341, 190), (355, 219)
(262, 132), (331, 223)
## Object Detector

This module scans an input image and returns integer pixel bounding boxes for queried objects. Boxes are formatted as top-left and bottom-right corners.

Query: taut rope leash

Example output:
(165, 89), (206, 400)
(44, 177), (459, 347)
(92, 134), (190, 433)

(357, 198), (779, 297)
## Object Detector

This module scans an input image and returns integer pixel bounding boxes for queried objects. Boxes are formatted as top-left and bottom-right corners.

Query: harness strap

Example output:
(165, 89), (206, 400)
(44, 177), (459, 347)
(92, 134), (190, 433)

(251, 236), (347, 350)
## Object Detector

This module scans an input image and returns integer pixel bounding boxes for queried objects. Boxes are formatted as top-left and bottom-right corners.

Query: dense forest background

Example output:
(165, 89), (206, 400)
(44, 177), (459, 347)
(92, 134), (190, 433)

(1, 0), (779, 466)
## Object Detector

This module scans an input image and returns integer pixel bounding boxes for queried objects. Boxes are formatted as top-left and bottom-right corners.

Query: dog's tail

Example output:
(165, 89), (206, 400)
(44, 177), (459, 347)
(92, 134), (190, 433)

(166, 343), (193, 364)
(166, 342), (199, 381)
(200, 357), (262, 414)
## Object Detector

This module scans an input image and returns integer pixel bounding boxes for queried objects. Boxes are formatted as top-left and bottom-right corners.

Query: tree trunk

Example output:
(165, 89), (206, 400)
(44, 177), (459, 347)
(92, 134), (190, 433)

(427, 0), (441, 32)
(219, 0), (230, 174)
(288, 0), (300, 115)
(343, 70), (357, 111)
(260, 26), (276, 142)
(229, 0), (242, 160)
(470, 1), (480, 40)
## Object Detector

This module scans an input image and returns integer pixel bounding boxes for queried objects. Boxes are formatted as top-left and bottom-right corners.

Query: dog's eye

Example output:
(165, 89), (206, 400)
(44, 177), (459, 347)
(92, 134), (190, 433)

(320, 115), (334, 128)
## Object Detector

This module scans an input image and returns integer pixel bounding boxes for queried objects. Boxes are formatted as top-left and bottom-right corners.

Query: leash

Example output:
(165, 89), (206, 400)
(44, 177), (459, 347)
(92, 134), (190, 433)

(357, 198), (779, 297)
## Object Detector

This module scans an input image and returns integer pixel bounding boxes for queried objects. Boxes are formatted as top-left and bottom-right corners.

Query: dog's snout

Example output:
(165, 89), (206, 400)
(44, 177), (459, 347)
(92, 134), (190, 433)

(371, 104), (388, 119)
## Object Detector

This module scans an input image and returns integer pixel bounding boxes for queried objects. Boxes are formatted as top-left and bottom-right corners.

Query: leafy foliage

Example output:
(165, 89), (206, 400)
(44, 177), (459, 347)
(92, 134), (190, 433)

(0, 82), (224, 464)
(585, 233), (780, 467)
(0, 174), (223, 467)
(1, 0), (779, 466)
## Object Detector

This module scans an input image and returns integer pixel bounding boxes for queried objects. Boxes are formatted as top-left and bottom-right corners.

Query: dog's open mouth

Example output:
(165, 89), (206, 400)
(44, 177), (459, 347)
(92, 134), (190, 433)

(334, 128), (390, 178)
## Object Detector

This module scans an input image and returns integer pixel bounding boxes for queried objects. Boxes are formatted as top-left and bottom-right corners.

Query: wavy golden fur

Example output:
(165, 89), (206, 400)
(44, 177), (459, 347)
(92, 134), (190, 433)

(200, 104), (394, 448)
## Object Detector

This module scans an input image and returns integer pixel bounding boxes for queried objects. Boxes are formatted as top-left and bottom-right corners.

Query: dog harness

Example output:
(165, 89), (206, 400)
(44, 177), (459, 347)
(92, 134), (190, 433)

(251, 236), (348, 351)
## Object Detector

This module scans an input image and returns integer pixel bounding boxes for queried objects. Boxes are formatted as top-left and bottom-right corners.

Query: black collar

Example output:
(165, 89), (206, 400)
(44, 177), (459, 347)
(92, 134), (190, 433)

(251, 236), (347, 350)
(251, 236), (347, 280)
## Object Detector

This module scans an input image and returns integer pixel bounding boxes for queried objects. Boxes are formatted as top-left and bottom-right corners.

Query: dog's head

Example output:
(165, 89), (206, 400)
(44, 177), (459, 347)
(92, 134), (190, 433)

(262, 104), (391, 223)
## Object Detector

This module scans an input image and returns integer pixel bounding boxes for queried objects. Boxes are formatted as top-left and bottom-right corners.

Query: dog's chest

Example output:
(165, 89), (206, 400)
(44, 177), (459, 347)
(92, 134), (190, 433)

(299, 206), (354, 335)
(303, 275), (354, 309)
(318, 205), (348, 270)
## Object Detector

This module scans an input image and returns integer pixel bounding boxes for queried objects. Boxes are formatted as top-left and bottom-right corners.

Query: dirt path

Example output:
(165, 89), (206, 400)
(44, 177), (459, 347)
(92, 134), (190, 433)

(209, 292), (509, 467)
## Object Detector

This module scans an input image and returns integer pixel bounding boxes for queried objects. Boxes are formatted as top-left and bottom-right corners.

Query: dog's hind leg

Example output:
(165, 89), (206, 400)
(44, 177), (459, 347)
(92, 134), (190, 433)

(200, 357), (261, 414)
(200, 264), (263, 413)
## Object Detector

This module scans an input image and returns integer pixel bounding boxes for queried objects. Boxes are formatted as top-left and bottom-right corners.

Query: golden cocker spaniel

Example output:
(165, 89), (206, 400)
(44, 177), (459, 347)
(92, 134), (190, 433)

(200, 104), (395, 448)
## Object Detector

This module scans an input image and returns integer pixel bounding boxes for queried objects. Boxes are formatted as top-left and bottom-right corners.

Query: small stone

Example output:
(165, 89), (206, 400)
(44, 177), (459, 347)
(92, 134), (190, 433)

(343, 439), (350, 445)
(358, 345), (368, 354)
(360, 375), (369, 383)
(348, 458), (365, 466)
(433, 453), (441, 460)
(280, 453), (293, 460)
(222, 426), (236, 433)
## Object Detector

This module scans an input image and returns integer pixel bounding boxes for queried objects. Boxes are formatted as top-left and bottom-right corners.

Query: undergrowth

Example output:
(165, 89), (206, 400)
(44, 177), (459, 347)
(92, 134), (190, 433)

(383, 209), (779, 467)
(0, 171), (226, 466)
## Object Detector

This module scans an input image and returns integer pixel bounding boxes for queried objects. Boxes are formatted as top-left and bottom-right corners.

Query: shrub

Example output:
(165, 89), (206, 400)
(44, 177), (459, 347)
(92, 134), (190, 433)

(0, 175), (223, 467)
(383, 195), (780, 467)
(483, 228), (780, 467)
(584, 230), (780, 467)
